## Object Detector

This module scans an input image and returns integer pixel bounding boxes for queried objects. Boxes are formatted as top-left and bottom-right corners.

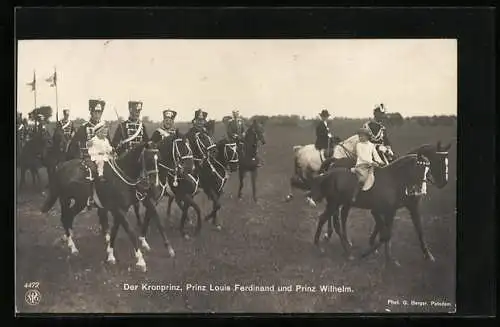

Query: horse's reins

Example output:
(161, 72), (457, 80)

(156, 138), (199, 203)
(207, 155), (229, 192)
(106, 147), (160, 201)
(194, 132), (216, 162)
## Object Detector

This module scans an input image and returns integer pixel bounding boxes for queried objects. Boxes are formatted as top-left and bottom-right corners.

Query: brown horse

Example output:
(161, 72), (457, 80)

(237, 120), (266, 202)
(40, 142), (166, 272)
(310, 151), (435, 267)
(317, 142), (451, 266)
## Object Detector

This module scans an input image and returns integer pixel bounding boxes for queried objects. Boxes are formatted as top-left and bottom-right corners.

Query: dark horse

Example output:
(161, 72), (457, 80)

(18, 131), (52, 190)
(237, 120), (266, 202)
(41, 142), (167, 272)
(151, 135), (202, 240)
(179, 128), (231, 231)
(335, 142), (451, 262)
(311, 151), (436, 266)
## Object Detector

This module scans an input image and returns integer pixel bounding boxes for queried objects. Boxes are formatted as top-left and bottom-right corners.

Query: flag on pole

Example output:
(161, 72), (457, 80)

(45, 70), (57, 87)
(26, 71), (36, 91)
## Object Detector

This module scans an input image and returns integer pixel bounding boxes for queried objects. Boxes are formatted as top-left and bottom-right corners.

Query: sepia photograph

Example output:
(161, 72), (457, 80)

(16, 38), (457, 313)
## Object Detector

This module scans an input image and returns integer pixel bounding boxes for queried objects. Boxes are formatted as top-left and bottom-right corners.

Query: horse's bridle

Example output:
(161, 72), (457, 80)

(421, 151), (448, 186)
(194, 132), (216, 162)
(157, 138), (199, 200)
(107, 146), (161, 201)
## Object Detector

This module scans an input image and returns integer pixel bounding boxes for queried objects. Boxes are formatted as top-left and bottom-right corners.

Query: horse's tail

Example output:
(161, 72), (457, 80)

(41, 171), (59, 213)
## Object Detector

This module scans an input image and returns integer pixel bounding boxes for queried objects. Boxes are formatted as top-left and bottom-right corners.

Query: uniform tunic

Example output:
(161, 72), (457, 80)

(362, 120), (391, 146)
(226, 118), (245, 140)
(112, 119), (149, 155)
(53, 119), (75, 152)
(151, 127), (179, 144)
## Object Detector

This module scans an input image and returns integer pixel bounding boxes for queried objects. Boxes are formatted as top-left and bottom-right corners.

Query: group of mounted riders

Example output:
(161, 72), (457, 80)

(16, 99), (261, 205)
(308, 103), (395, 206)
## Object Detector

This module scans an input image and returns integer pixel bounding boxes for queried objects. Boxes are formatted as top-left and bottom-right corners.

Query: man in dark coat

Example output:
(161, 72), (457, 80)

(226, 109), (245, 142)
(316, 109), (341, 173)
(151, 109), (181, 144)
(186, 109), (209, 138)
(112, 100), (150, 156)
(67, 99), (110, 160)
(53, 109), (76, 154)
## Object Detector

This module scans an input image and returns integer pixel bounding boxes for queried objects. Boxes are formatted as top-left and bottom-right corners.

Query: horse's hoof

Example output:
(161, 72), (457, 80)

(106, 255), (116, 265)
(374, 249), (380, 255)
(167, 246), (175, 258)
(136, 263), (147, 273)
(183, 234), (190, 240)
(70, 248), (79, 256)
(285, 194), (293, 202)
(319, 247), (325, 254)
(425, 252), (436, 262)
(347, 241), (353, 247)
(346, 254), (355, 261)
(305, 197), (317, 208)
(215, 224), (222, 231)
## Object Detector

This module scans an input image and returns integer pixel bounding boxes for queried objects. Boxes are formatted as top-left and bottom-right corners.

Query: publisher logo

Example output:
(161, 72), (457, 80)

(25, 289), (41, 306)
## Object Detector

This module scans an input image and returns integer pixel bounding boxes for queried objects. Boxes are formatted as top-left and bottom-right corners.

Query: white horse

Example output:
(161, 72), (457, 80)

(286, 134), (360, 200)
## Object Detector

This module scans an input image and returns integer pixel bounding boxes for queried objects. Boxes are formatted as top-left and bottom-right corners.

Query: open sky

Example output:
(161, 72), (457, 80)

(17, 39), (457, 122)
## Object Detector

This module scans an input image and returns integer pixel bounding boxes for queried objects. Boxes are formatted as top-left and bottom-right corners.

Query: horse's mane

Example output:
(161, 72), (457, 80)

(407, 144), (435, 155)
(384, 154), (417, 169)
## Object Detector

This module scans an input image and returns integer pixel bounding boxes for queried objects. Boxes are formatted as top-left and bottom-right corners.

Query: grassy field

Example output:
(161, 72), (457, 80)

(16, 122), (456, 313)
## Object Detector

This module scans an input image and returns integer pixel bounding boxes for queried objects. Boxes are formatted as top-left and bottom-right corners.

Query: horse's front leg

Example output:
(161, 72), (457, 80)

(166, 195), (175, 219)
(340, 205), (353, 248)
(113, 208), (147, 272)
(251, 169), (258, 202)
(369, 210), (380, 255)
(382, 210), (400, 268)
(133, 202), (142, 229)
(238, 168), (245, 199)
(142, 199), (175, 257)
(406, 197), (435, 262)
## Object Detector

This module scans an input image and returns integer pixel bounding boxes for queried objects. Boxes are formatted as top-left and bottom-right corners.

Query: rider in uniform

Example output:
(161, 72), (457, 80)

(226, 109), (245, 142)
(186, 109), (209, 137)
(151, 109), (180, 144)
(112, 101), (149, 156)
(67, 99), (109, 160)
(362, 104), (395, 163)
(316, 109), (341, 173)
(53, 109), (75, 153)
(67, 99), (111, 208)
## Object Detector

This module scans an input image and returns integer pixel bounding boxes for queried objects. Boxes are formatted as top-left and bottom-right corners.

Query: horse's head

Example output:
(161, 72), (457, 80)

(247, 120), (266, 146)
(141, 142), (161, 188)
(158, 135), (195, 182)
(410, 141), (451, 188)
(193, 131), (217, 159)
(217, 139), (239, 172)
(386, 154), (430, 189)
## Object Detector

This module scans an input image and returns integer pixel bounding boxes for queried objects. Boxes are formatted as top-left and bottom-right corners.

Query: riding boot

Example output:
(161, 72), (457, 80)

(351, 182), (363, 203)
(319, 158), (333, 174)
(87, 184), (95, 210)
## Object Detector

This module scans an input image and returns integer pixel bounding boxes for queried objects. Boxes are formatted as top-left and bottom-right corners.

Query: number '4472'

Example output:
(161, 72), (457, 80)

(24, 282), (39, 289)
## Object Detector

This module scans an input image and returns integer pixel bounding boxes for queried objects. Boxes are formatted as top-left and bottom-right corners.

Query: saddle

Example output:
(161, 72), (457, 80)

(350, 164), (376, 191)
